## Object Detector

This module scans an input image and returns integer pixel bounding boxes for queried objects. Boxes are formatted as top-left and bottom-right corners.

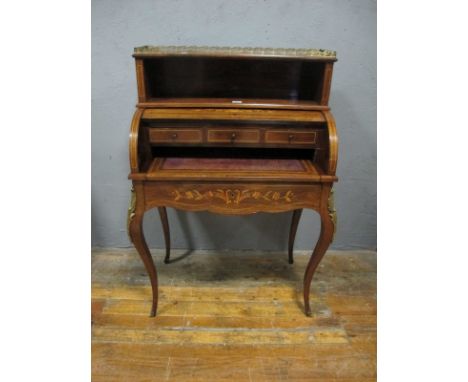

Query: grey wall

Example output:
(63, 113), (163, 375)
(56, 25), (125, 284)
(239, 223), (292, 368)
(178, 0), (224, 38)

(92, 0), (376, 250)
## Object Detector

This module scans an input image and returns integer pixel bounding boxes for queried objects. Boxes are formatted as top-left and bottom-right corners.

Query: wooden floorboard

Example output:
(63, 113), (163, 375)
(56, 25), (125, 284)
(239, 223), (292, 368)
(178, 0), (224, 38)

(92, 249), (376, 381)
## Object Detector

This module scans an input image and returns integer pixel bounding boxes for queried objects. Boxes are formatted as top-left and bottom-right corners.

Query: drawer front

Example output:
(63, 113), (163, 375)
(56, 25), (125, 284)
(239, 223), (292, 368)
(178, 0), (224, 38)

(149, 128), (202, 144)
(264, 130), (317, 145)
(207, 129), (260, 144)
(144, 182), (322, 214)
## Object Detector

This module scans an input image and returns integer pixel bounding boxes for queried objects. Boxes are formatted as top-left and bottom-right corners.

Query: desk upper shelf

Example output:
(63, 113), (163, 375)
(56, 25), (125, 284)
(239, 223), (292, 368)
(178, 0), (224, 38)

(133, 46), (337, 109)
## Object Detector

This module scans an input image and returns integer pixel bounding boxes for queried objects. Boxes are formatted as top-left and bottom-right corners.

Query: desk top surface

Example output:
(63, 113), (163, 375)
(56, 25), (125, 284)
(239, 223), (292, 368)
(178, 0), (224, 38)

(133, 45), (337, 60)
(160, 158), (306, 172)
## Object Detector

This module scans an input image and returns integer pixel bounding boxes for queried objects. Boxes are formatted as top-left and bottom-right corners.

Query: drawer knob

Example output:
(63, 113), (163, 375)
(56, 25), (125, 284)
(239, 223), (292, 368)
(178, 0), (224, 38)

(171, 133), (178, 140)
(288, 134), (294, 142)
(230, 132), (237, 142)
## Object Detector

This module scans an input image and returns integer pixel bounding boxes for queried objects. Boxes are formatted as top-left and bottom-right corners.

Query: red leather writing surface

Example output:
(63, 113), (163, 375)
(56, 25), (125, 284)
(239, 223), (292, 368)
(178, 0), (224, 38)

(161, 158), (306, 172)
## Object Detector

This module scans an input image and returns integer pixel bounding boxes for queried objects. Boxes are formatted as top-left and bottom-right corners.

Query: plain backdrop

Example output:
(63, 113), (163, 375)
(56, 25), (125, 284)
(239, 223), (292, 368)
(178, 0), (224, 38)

(91, 0), (376, 250)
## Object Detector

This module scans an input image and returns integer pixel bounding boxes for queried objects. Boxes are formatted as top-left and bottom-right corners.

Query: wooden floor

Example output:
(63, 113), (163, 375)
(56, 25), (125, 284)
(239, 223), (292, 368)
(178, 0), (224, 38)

(92, 248), (376, 381)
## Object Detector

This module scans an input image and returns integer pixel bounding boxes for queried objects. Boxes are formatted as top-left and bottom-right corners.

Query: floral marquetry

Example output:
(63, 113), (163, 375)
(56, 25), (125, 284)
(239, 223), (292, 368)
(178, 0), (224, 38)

(127, 46), (339, 317)
(172, 189), (295, 205)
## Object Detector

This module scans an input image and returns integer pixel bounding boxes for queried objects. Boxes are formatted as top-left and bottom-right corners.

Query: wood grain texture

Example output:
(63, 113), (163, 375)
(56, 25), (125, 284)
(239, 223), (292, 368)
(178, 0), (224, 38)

(141, 108), (327, 122)
(134, 49), (336, 110)
(92, 249), (376, 381)
(128, 109), (143, 173)
(127, 50), (339, 318)
(149, 128), (203, 144)
(303, 185), (335, 316)
(129, 158), (337, 183)
(146, 124), (324, 148)
(143, 182), (322, 215)
(138, 98), (330, 111)
(320, 62), (334, 105)
(323, 110), (339, 175)
(128, 182), (158, 316)
(157, 207), (171, 264)
(288, 209), (303, 264)
(207, 128), (260, 144)
(135, 58), (147, 103)
(265, 129), (317, 145)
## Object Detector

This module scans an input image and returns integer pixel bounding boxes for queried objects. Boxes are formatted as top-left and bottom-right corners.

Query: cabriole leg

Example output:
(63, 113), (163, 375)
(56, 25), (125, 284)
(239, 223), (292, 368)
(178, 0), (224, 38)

(303, 189), (336, 316)
(128, 186), (158, 317)
(288, 209), (303, 264)
(158, 207), (171, 264)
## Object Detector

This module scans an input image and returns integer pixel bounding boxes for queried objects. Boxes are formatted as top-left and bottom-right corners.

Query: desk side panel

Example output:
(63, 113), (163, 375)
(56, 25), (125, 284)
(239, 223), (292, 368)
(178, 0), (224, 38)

(129, 109), (153, 174)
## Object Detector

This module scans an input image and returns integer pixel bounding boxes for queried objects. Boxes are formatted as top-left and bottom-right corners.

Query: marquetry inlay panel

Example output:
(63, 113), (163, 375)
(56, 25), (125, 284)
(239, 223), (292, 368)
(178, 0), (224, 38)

(144, 183), (322, 215)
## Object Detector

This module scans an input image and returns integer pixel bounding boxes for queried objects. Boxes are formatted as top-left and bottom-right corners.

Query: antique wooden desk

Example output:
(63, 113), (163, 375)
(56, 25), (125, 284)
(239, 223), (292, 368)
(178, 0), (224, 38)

(127, 46), (338, 317)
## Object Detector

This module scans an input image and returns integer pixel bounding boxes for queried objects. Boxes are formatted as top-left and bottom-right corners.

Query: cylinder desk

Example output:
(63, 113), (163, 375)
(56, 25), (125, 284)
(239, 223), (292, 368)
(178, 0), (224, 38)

(127, 46), (338, 317)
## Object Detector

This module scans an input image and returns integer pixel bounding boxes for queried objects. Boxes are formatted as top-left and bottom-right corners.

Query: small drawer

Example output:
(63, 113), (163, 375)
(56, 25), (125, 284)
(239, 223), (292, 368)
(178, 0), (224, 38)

(149, 128), (202, 144)
(207, 129), (260, 144)
(264, 130), (317, 145)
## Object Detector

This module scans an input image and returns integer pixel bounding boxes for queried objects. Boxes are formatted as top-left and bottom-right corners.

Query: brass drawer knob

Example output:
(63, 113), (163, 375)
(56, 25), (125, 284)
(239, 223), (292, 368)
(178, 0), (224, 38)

(288, 134), (294, 142)
(230, 132), (237, 142)
(171, 133), (178, 140)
